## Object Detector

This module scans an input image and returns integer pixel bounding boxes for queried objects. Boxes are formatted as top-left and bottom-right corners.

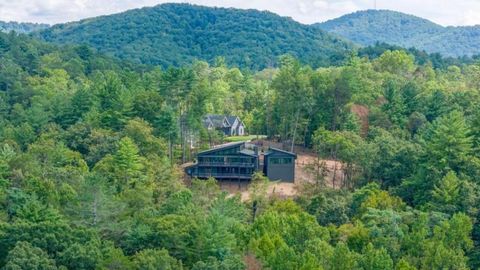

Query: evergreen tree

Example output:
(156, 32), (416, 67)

(132, 249), (183, 270)
(361, 244), (394, 270)
(113, 137), (144, 189)
(4, 241), (57, 270)
(382, 79), (406, 127)
(425, 110), (473, 174)
(427, 171), (461, 214)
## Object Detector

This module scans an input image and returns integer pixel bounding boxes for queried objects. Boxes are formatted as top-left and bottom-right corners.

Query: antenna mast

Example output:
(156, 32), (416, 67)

(374, 0), (377, 9)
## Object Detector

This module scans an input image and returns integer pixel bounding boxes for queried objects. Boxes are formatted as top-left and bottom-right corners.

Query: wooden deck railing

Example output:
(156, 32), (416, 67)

(193, 172), (253, 179)
(197, 162), (255, 167)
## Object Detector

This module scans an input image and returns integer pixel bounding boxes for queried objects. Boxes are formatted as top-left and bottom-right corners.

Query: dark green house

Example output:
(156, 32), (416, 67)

(263, 148), (297, 182)
(185, 142), (296, 182)
(185, 142), (259, 180)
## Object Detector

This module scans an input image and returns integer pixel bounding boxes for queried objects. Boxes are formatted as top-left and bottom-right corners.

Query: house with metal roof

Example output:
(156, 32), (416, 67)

(185, 142), (258, 180)
(185, 141), (296, 182)
(263, 148), (297, 182)
(203, 114), (245, 136)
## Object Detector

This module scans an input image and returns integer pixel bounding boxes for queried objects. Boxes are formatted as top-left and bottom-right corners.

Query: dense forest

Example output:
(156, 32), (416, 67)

(0, 21), (49, 34)
(30, 4), (480, 71)
(317, 10), (480, 58)
(34, 3), (352, 70)
(357, 42), (480, 70)
(2, 26), (480, 269)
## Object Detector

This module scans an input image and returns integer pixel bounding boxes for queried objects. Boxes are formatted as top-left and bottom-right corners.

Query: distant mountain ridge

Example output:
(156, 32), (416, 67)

(34, 3), (353, 69)
(316, 10), (480, 57)
(0, 21), (49, 33)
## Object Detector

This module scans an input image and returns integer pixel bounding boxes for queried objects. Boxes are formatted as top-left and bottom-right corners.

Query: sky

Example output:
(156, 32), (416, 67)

(1, 0), (480, 26)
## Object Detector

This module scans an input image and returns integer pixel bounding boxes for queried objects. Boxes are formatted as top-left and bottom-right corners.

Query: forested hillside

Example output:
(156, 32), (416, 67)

(1, 29), (480, 269)
(317, 10), (480, 57)
(34, 3), (352, 70)
(0, 21), (48, 33)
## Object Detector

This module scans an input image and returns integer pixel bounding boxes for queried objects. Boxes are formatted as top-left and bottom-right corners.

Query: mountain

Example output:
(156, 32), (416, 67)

(34, 3), (353, 70)
(316, 10), (480, 57)
(0, 21), (49, 33)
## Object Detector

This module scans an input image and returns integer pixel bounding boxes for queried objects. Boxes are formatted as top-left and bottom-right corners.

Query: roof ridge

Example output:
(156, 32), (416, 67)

(265, 147), (297, 157)
(197, 141), (245, 155)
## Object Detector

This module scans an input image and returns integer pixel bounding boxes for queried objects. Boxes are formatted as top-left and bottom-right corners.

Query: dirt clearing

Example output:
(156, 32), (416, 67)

(215, 140), (342, 200)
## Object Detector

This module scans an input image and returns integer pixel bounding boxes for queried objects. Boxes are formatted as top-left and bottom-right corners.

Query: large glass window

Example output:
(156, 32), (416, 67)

(215, 147), (239, 155)
(226, 157), (252, 164)
(269, 157), (293, 164)
(199, 156), (224, 163)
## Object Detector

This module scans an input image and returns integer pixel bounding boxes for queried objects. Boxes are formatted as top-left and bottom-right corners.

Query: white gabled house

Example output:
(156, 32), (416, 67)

(202, 114), (246, 136)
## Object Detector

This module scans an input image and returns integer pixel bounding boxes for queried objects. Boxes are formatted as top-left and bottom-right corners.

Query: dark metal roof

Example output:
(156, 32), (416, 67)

(239, 149), (257, 157)
(205, 114), (228, 128)
(264, 147), (297, 158)
(226, 116), (237, 126)
(202, 114), (244, 129)
(202, 117), (213, 127)
(197, 141), (244, 155)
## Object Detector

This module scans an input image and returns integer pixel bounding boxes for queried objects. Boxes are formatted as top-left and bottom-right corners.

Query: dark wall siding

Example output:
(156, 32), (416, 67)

(187, 143), (258, 180)
(264, 152), (295, 182)
(187, 144), (295, 182)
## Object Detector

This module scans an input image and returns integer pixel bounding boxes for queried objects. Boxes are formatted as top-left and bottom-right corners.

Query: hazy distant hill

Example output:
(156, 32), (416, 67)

(316, 10), (480, 57)
(35, 3), (353, 69)
(0, 21), (49, 33)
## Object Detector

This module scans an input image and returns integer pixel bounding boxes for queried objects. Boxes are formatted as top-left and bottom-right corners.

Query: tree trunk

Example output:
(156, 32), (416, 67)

(303, 108), (313, 147)
(181, 118), (186, 164)
(92, 192), (98, 226)
(332, 161), (337, 189)
(169, 134), (173, 165)
(252, 200), (258, 222)
(331, 144), (338, 189)
(291, 109), (301, 153)
(332, 86), (341, 131)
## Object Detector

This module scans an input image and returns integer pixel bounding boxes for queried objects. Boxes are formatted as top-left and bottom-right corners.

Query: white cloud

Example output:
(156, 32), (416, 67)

(0, 0), (480, 26)
(299, 1), (312, 14)
(462, 10), (480, 26)
(313, 0), (328, 9)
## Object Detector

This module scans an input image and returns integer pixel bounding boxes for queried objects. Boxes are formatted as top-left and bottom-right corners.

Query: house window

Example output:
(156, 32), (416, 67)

(227, 157), (251, 164)
(269, 157), (292, 164)
(216, 147), (239, 155)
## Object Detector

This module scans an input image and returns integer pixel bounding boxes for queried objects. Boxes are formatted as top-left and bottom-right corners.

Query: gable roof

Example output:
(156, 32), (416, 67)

(202, 117), (214, 128)
(203, 114), (228, 128)
(226, 116), (237, 126)
(203, 114), (244, 129)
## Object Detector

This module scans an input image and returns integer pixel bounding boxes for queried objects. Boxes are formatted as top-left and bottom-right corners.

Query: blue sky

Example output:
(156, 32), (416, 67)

(1, 0), (480, 26)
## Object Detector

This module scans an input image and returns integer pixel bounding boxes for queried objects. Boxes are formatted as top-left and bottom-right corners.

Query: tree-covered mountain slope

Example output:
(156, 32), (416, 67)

(0, 21), (49, 33)
(2, 29), (480, 269)
(35, 3), (353, 69)
(316, 9), (480, 57)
